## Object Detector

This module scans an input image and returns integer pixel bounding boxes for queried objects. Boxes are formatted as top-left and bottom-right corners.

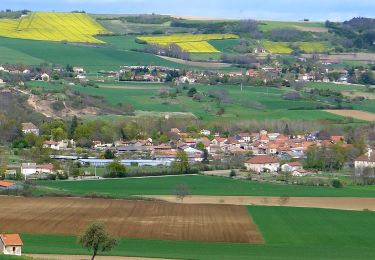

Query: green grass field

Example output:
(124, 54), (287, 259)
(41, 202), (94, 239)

(259, 21), (326, 32)
(36, 175), (375, 197)
(27, 81), (347, 122)
(0, 36), (181, 72)
(306, 82), (367, 91)
(20, 206), (375, 259)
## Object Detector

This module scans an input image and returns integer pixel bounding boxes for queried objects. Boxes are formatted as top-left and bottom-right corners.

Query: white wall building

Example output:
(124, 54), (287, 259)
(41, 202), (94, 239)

(245, 155), (280, 173)
(0, 234), (23, 256)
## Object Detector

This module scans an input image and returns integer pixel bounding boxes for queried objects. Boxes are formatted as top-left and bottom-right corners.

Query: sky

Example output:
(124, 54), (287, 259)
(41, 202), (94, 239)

(1, 0), (375, 21)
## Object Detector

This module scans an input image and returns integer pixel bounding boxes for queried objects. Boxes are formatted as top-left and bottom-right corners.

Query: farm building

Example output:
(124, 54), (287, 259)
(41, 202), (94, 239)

(0, 181), (17, 190)
(20, 163), (37, 178)
(21, 122), (39, 136)
(281, 162), (304, 173)
(0, 234), (23, 256)
(355, 148), (375, 169)
(245, 155), (280, 173)
(78, 159), (173, 167)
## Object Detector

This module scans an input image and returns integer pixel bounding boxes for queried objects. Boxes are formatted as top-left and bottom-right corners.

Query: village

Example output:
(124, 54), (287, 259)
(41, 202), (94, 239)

(0, 119), (373, 187)
(0, 52), (372, 88)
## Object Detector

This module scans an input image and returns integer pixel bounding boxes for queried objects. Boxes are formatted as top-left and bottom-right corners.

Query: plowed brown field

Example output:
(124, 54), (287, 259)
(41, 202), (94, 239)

(0, 196), (263, 244)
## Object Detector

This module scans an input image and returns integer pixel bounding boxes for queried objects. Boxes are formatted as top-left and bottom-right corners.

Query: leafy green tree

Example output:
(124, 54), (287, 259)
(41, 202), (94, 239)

(40, 120), (65, 136)
(68, 116), (78, 139)
(24, 133), (38, 147)
(51, 127), (67, 141)
(173, 150), (189, 174)
(187, 87), (197, 97)
(78, 222), (118, 260)
(106, 162), (127, 178)
(74, 124), (92, 147)
(122, 122), (141, 140)
(202, 149), (209, 164)
(104, 149), (115, 159)
(196, 142), (205, 151)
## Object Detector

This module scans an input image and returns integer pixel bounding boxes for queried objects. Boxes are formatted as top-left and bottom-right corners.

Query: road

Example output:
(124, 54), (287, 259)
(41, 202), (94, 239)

(143, 195), (375, 211)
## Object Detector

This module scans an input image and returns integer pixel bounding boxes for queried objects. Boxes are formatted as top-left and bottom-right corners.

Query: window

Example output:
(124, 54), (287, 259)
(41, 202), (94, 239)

(13, 247), (16, 253)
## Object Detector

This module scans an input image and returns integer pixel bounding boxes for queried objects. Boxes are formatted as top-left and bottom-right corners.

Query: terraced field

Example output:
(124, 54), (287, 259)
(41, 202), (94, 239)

(137, 34), (239, 53)
(0, 12), (109, 43)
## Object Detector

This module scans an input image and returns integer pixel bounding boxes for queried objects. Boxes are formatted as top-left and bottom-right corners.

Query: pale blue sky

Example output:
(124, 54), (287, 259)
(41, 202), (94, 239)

(1, 0), (374, 21)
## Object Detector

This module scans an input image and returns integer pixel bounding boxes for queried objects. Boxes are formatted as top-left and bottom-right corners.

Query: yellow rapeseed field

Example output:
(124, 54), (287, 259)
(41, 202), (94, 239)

(137, 34), (239, 53)
(0, 12), (109, 43)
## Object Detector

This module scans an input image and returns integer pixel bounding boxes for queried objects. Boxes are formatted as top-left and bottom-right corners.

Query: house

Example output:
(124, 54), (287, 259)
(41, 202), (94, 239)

(21, 163), (37, 179)
(291, 169), (313, 177)
(281, 161), (304, 172)
(4, 170), (16, 179)
(200, 129), (211, 136)
(0, 234), (23, 256)
(43, 140), (60, 150)
(244, 155), (280, 173)
(246, 69), (258, 77)
(73, 66), (84, 74)
(236, 133), (252, 143)
(182, 147), (204, 162)
(0, 181), (17, 190)
(21, 122), (39, 136)
(37, 164), (55, 174)
(355, 149), (375, 169)
(254, 48), (267, 54)
(211, 137), (227, 147)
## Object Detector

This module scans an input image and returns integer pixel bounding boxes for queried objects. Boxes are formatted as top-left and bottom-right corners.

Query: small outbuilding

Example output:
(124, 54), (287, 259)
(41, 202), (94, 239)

(0, 234), (23, 256)
(0, 181), (17, 190)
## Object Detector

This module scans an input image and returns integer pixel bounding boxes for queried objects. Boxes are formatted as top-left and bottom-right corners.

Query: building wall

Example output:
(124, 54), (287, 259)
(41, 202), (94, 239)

(3, 245), (22, 256)
(245, 163), (279, 173)
(355, 161), (375, 169)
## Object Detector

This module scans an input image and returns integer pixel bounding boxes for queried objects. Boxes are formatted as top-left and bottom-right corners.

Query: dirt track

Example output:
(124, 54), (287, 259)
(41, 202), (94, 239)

(0, 196), (263, 244)
(324, 109), (375, 121)
(157, 56), (232, 68)
(144, 195), (375, 211)
(26, 254), (171, 260)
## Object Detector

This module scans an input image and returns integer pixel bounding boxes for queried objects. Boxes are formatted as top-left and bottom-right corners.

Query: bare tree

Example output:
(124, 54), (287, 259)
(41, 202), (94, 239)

(174, 183), (190, 202)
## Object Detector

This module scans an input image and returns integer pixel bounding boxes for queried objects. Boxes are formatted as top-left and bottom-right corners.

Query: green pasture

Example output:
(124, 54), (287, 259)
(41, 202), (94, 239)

(0, 37), (181, 72)
(26, 81), (348, 122)
(259, 20), (326, 32)
(36, 175), (375, 197)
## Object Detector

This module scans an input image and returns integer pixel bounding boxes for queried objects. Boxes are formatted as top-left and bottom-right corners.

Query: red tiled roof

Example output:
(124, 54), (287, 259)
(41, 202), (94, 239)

(0, 234), (23, 246)
(37, 163), (54, 171)
(287, 161), (303, 167)
(246, 155), (278, 164)
(0, 181), (15, 188)
(356, 154), (375, 162)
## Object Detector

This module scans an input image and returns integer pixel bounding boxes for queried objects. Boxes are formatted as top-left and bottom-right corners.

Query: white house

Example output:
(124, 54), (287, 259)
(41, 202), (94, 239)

(183, 147), (204, 162)
(245, 155), (280, 173)
(43, 140), (75, 150)
(200, 129), (211, 136)
(73, 66), (84, 74)
(21, 163), (37, 179)
(21, 122), (39, 136)
(281, 161), (304, 173)
(355, 148), (375, 169)
(0, 234), (23, 256)
(292, 169), (313, 177)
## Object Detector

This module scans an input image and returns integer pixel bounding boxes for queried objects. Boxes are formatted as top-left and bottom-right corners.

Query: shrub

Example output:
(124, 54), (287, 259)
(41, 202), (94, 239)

(331, 179), (344, 188)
